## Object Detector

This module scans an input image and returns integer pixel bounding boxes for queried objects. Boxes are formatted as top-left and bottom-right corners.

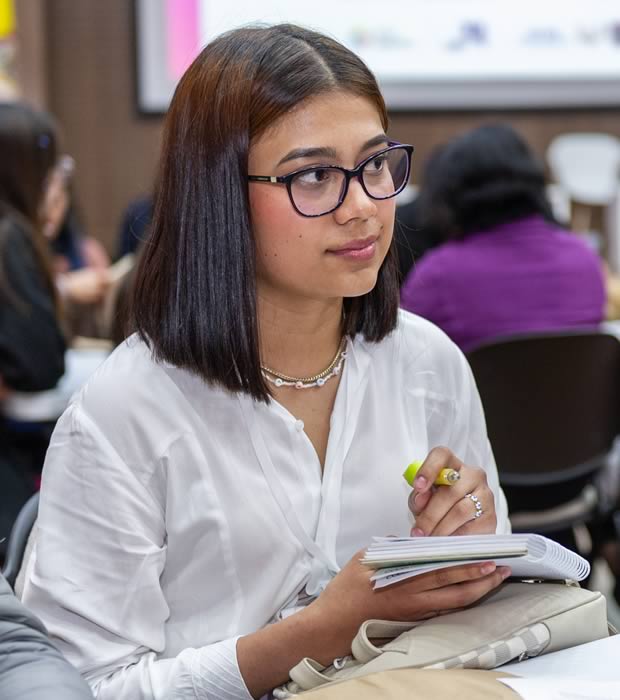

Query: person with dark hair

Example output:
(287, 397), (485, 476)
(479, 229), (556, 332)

(37, 156), (112, 339)
(0, 102), (67, 559)
(24, 26), (510, 699)
(400, 124), (606, 351)
(0, 573), (93, 700)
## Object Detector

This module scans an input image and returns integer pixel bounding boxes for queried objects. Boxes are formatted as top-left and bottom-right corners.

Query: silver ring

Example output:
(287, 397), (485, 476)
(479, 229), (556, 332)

(464, 493), (483, 519)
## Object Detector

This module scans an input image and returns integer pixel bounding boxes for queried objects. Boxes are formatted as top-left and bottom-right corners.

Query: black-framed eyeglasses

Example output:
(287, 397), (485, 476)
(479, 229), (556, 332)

(248, 142), (414, 218)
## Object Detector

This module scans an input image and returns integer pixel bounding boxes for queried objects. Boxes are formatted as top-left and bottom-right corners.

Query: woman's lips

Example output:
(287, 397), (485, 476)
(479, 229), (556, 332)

(328, 236), (378, 261)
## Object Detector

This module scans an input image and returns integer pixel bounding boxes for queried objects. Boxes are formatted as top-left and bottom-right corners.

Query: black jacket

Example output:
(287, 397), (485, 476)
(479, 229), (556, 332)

(0, 219), (67, 557)
(0, 219), (66, 391)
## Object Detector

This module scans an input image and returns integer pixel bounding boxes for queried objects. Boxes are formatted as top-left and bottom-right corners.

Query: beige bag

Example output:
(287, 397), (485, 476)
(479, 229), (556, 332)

(275, 582), (610, 697)
(301, 669), (520, 700)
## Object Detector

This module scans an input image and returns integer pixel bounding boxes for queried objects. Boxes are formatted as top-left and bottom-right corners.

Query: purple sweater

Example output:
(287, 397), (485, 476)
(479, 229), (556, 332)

(400, 215), (606, 352)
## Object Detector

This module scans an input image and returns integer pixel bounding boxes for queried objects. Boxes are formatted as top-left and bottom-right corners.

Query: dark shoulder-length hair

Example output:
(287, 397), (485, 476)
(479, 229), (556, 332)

(419, 123), (555, 241)
(0, 102), (59, 309)
(131, 23), (400, 401)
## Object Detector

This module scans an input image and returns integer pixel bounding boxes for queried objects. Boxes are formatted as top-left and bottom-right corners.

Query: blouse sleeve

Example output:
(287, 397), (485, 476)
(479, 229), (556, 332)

(22, 404), (253, 700)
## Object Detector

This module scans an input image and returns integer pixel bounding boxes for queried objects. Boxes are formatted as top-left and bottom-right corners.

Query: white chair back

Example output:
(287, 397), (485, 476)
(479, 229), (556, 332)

(547, 133), (620, 206)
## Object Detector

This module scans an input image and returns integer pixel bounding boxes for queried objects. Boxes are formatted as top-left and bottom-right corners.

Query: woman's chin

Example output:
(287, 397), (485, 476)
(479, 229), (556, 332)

(337, 270), (380, 299)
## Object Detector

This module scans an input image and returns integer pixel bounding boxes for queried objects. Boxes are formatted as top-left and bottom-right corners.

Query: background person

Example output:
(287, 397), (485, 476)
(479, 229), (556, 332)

(38, 155), (111, 338)
(400, 123), (606, 352)
(0, 102), (67, 559)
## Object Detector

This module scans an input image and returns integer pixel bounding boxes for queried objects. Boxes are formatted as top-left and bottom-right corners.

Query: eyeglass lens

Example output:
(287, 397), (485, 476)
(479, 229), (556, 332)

(290, 146), (409, 216)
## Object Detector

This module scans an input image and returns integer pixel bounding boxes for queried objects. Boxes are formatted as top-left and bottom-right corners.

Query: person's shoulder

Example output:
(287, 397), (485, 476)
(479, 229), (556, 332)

(71, 334), (181, 420)
(0, 216), (35, 258)
(399, 307), (462, 355)
(554, 224), (600, 253)
(360, 310), (469, 403)
(402, 241), (460, 286)
(369, 309), (465, 376)
(58, 334), (205, 467)
(543, 222), (604, 268)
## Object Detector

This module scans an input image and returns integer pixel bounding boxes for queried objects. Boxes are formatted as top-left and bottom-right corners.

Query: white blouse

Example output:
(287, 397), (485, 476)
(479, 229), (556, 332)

(23, 310), (509, 699)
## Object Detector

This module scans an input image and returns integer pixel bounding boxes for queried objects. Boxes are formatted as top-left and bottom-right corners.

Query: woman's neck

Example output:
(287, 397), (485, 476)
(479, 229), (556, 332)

(258, 294), (344, 380)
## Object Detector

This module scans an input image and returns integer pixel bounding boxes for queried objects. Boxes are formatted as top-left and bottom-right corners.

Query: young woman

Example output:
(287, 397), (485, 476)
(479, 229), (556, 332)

(24, 25), (510, 699)
(0, 103), (67, 557)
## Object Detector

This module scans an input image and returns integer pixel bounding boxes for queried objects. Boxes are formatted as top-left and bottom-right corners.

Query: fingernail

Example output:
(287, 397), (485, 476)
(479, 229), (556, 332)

(480, 562), (496, 575)
(414, 475), (427, 490)
(411, 527), (425, 537)
(499, 567), (512, 580)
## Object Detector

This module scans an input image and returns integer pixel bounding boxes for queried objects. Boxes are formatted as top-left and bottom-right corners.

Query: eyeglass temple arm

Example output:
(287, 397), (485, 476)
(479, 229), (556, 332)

(248, 175), (279, 182)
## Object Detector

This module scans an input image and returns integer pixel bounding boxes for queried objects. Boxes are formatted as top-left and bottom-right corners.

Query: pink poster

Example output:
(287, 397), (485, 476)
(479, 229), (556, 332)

(165, 0), (200, 80)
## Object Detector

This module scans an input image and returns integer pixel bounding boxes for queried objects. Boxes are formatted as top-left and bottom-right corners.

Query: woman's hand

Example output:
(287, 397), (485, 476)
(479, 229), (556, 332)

(408, 446), (497, 536)
(238, 552), (508, 698)
(307, 551), (510, 663)
(59, 268), (111, 305)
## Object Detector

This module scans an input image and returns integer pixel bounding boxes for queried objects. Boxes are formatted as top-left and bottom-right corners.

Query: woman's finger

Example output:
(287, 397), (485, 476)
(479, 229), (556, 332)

(403, 560), (498, 593)
(408, 486), (433, 517)
(452, 499), (498, 535)
(416, 566), (511, 614)
(413, 468), (481, 535)
(408, 446), (462, 495)
(431, 486), (495, 537)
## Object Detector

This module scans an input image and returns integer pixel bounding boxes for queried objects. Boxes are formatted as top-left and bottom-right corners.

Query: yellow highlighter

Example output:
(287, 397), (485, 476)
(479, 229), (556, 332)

(403, 461), (460, 487)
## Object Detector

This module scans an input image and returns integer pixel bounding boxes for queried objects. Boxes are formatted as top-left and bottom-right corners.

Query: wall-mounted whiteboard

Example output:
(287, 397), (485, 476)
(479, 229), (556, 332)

(135, 0), (620, 113)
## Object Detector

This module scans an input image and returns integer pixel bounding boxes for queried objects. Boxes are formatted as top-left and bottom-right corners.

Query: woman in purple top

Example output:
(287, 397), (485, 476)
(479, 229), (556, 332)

(400, 124), (606, 352)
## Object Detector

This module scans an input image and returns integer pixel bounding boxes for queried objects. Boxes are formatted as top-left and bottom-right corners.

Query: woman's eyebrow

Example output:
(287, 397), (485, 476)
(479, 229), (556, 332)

(277, 146), (338, 167)
(276, 134), (389, 168)
(359, 134), (389, 153)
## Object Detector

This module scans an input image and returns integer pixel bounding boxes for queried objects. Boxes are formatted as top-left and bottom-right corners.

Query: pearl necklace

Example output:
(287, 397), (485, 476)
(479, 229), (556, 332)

(261, 337), (348, 390)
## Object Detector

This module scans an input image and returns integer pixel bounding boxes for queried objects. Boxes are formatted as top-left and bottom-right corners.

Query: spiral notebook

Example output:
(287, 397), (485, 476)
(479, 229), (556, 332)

(362, 534), (590, 589)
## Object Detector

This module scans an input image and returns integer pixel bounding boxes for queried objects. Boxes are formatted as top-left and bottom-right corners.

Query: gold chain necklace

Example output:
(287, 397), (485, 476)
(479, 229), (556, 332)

(261, 337), (348, 389)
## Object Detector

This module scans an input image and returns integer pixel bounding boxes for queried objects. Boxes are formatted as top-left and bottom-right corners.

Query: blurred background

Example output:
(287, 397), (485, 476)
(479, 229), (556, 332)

(2, 0), (619, 256)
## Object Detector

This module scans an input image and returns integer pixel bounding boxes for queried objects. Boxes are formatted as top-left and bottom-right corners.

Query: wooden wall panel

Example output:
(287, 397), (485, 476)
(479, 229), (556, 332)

(389, 110), (620, 180)
(46, 0), (162, 254)
(14, 0), (49, 109)
(38, 0), (620, 253)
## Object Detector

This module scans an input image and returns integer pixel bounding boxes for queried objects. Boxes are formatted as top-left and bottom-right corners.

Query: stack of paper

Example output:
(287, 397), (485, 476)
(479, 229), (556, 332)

(362, 534), (590, 588)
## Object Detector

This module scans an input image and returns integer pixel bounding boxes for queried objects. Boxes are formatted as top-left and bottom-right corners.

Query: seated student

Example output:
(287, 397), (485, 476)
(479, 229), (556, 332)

(0, 573), (93, 699)
(0, 103), (67, 558)
(38, 159), (111, 338)
(23, 25), (511, 699)
(400, 124), (606, 352)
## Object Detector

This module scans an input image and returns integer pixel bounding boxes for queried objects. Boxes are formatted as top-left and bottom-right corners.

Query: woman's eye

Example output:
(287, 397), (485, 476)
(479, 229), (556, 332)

(366, 155), (387, 174)
(295, 168), (332, 186)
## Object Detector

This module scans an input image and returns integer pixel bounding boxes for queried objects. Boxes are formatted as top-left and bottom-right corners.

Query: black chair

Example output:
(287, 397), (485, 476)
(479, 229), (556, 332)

(467, 331), (620, 552)
(2, 491), (39, 590)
